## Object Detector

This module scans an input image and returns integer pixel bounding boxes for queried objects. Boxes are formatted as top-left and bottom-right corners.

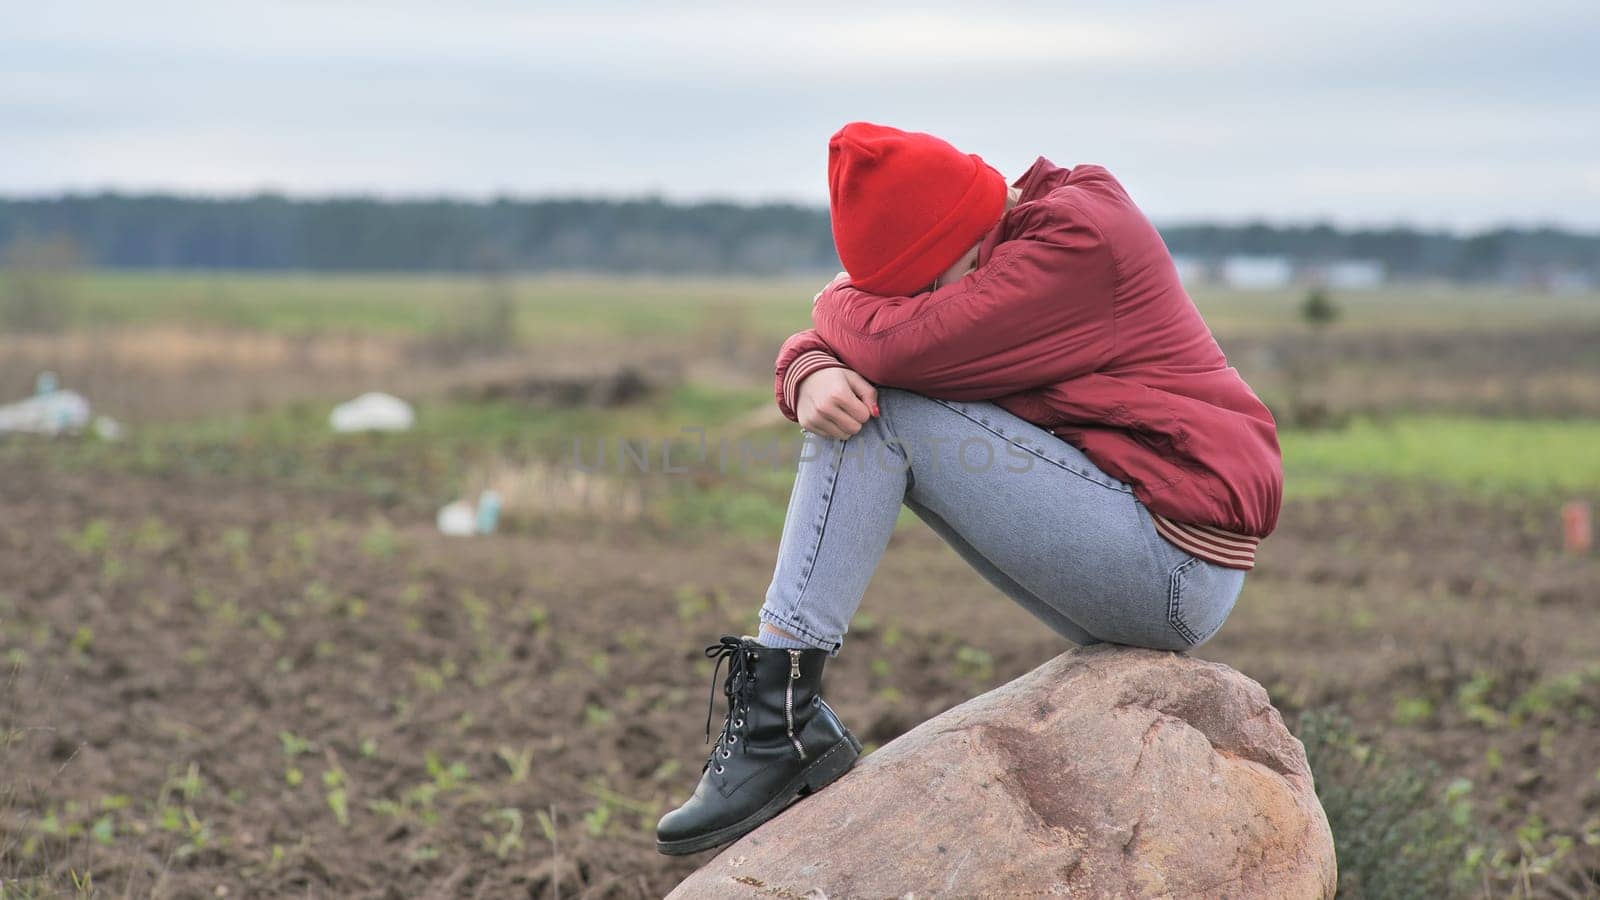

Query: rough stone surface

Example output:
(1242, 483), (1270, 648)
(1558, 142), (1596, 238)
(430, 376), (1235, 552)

(667, 645), (1336, 899)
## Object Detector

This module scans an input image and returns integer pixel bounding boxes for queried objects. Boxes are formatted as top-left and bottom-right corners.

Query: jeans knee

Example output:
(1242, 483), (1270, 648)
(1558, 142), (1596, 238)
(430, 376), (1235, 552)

(871, 388), (947, 437)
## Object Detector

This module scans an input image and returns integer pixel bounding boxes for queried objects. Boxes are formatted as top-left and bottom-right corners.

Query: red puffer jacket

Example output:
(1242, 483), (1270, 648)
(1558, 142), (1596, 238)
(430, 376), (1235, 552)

(774, 158), (1282, 569)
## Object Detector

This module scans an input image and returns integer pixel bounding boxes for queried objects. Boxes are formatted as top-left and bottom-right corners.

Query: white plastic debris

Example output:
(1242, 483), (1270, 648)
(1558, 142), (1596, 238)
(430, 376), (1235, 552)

(0, 389), (92, 435)
(436, 500), (477, 537)
(474, 490), (502, 534)
(329, 392), (415, 433)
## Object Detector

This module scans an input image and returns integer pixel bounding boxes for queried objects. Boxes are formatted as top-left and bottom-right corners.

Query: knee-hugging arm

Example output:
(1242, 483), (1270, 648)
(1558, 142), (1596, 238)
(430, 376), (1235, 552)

(810, 202), (1118, 400)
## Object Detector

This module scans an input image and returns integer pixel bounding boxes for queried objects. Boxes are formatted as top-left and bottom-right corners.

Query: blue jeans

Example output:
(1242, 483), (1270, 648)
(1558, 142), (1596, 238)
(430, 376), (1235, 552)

(759, 389), (1245, 655)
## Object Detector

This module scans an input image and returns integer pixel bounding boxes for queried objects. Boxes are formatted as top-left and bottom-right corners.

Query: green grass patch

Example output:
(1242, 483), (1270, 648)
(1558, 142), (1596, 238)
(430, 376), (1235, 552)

(661, 469), (795, 539)
(1191, 284), (1600, 336)
(1297, 709), (1487, 899)
(13, 374), (816, 540)
(53, 270), (1600, 343)
(1282, 416), (1600, 497)
(64, 270), (820, 342)
(121, 381), (766, 455)
(15, 382), (779, 512)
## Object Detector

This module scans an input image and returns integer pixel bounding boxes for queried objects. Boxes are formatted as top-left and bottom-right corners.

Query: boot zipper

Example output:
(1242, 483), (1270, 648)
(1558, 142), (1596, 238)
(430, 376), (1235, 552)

(786, 650), (807, 760)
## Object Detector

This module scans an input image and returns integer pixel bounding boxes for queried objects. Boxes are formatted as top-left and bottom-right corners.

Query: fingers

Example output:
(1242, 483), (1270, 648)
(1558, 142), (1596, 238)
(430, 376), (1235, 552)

(807, 418), (850, 440)
(798, 409), (836, 439)
(798, 402), (846, 439)
(832, 387), (872, 424)
(816, 404), (864, 439)
(842, 370), (879, 414)
(801, 397), (868, 440)
(796, 367), (879, 440)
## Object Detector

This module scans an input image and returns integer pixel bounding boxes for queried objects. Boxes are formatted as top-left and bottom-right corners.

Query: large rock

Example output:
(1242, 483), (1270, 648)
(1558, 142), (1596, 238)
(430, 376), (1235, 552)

(668, 645), (1335, 899)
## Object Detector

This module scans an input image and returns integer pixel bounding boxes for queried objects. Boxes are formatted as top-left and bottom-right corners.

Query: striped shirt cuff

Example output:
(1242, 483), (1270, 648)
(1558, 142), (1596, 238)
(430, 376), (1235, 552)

(781, 350), (846, 418)
(1151, 513), (1259, 570)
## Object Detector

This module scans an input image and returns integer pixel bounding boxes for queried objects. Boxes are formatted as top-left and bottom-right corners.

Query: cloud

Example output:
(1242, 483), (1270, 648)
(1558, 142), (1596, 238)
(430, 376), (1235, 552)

(1, 0), (1596, 228)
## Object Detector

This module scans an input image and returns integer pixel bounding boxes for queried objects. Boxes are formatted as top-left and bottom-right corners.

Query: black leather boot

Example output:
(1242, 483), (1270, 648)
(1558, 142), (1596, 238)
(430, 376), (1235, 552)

(656, 635), (861, 856)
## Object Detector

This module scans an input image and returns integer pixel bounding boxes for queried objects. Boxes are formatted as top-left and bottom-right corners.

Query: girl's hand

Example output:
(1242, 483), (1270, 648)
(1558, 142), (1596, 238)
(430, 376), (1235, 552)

(796, 367), (878, 439)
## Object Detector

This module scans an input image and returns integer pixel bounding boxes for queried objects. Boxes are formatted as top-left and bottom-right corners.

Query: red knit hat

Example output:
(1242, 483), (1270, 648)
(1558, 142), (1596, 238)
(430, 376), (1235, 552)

(828, 122), (1006, 296)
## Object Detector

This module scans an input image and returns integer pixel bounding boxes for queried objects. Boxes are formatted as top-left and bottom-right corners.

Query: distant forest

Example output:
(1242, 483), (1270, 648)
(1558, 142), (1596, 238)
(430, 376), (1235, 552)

(2, 193), (1597, 283)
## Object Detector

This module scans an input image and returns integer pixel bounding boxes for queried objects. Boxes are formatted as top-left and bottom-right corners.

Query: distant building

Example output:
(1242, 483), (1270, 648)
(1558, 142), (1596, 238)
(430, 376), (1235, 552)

(1544, 268), (1595, 295)
(1318, 259), (1386, 290)
(1220, 255), (1293, 290)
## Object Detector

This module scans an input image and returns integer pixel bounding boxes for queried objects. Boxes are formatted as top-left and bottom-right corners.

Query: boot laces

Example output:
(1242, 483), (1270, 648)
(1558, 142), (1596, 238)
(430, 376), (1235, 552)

(703, 635), (752, 762)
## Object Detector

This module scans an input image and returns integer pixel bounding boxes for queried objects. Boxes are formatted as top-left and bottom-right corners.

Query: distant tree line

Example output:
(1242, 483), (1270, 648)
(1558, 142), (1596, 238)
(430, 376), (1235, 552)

(0, 195), (838, 277)
(1158, 222), (1599, 283)
(1, 193), (1596, 282)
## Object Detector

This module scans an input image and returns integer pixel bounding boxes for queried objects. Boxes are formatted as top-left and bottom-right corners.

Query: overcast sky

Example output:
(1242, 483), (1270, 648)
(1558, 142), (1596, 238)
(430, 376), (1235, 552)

(4, 1), (1597, 230)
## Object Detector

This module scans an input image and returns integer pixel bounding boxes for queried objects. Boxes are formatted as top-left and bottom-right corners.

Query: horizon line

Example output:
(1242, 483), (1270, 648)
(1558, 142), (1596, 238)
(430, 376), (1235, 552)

(3, 189), (1597, 239)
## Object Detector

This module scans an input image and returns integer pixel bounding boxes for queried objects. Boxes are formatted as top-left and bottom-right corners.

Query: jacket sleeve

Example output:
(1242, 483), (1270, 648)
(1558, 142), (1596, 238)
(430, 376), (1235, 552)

(810, 200), (1116, 400)
(773, 329), (846, 421)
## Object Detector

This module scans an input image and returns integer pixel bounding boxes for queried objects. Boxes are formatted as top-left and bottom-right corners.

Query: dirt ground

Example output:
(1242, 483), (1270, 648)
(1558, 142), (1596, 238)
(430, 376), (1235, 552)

(0, 329), (685, 423)
(1230, 322), (1600, 422)
(5, 318), (1599, 426)
(1, 450), (1597, 898)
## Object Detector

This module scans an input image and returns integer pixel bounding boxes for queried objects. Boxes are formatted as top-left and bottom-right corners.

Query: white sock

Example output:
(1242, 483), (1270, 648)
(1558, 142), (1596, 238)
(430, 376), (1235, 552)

(756, 624), (814, 651)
